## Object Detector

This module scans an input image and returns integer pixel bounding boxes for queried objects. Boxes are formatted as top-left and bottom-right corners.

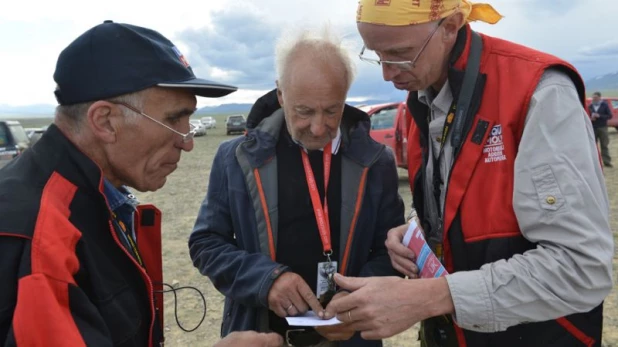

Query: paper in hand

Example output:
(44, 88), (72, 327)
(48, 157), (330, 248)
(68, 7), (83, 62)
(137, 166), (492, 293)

(402, 219), (448, 278)
(285, 311), (342, 327)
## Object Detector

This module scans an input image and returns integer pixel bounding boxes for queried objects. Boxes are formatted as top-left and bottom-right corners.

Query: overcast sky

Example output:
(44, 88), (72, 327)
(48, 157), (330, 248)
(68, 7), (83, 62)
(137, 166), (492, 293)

(1, 0), (616, 108)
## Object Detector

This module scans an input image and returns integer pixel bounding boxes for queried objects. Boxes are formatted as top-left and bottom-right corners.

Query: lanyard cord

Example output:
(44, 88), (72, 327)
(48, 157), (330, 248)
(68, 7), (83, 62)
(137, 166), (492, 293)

(300, 142), (334, 259)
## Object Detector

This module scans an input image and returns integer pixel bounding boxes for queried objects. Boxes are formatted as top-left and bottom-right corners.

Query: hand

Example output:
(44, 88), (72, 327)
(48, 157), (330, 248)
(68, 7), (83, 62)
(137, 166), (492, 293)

(592, 113), (600, 120)
(214, 331), (283, 347)
(315, 292), (356, 341)
(268, 272), (324, 318)
(323, 274), (454, 340)
(385, 224), (419, 278)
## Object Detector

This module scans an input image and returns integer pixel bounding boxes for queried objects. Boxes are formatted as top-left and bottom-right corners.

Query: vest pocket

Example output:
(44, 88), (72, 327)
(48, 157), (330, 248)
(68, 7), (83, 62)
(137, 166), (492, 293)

(91, 283), (143, 345)
(531, 164), (565, 212)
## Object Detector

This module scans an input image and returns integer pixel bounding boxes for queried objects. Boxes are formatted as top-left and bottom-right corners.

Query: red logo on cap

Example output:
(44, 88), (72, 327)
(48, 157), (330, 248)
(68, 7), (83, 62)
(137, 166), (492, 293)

(412, 0), (421, 6)
(172, 46), (190, 68)
(375, 0), (391, 5)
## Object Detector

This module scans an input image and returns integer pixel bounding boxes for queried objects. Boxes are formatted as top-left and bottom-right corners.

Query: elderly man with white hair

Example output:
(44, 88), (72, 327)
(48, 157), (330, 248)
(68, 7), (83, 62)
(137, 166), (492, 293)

(189, 27), (405, 347)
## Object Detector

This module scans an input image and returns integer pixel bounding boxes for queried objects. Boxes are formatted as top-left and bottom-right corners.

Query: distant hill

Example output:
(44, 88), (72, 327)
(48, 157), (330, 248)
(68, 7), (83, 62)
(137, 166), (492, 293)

(585, 71), (618, 94)
(0, 104), (55, 118)
(196, 103), (252, 115)
(195, 98), (403, 116)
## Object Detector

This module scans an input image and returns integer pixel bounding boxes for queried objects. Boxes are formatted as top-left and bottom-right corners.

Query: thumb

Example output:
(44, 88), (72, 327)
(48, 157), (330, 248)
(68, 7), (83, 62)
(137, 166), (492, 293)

(334, 273), (367, 292)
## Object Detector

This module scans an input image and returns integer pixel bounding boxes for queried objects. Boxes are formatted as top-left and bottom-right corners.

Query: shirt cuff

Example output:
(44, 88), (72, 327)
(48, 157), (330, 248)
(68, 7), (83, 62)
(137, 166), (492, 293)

(445, 270), (494, 332)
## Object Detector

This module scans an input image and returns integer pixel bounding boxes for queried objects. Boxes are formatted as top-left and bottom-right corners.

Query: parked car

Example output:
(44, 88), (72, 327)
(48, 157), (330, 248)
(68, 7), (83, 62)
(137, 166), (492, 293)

(25, 127), (47, 145)
(585, 96), (618, 130)
(200, 116), (217, 129)
(226, 115), (246, 135)
(0, 120), (31, 169)
(359, 102), (410, 169)
(190, 120), (207, 137)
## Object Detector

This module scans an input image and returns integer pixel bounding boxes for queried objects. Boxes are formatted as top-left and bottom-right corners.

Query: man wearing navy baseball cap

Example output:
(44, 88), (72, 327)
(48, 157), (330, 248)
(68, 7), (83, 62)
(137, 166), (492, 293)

(0, 21), (281, 347)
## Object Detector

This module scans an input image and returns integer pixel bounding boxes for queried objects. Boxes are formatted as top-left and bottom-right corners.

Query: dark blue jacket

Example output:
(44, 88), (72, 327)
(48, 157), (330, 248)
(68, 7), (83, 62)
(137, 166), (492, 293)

(188, 90), (405, 347)
(589, 100), (613, 128)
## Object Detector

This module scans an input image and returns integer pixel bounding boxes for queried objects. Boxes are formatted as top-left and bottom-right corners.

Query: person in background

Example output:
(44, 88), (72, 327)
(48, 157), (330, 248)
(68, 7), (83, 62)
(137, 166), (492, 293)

(0, 20), (237, 346)
(324, 1), (613, 346)
(188, 27), (404, 347)
(589, 91), (613, 167)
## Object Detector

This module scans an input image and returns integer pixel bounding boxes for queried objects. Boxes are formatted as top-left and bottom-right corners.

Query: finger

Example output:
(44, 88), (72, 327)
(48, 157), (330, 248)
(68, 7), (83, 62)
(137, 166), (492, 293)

(391, 255), (417, 278)
(296, 280), (324, 317)
(324, 291), (349, 313)
(386, 237), (416, 260)
(288, 290), (308, 315)
(391, 258), (415, 278)
(315, 325), (354, 341)
(385, 224), (408, 246)
(263, 332), (284, 347)
(333, 274), (368, 292)
(324, 292), (360, 319)
(273, 302), (288, 318)
(344, 319), (377, 334)
(285, 302), (299, 317)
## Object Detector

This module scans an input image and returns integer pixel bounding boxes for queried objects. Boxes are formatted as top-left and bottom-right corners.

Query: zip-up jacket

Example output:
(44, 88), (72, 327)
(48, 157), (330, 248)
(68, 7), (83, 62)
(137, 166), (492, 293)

(188, 90), (404, 347)
(0, 125), (164, 346)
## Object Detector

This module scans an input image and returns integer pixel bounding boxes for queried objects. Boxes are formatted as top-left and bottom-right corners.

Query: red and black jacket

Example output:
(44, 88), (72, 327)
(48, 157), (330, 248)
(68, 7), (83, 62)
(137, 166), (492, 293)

(0, 124), (164, 346)
(406, 25), (602, 347)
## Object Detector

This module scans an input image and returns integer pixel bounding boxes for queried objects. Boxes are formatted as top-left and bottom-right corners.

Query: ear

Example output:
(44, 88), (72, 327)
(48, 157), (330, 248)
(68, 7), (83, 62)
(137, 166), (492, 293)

(275, 80), (284, 107)
(443, 11), (465, 41)
(86, 101), (121, 144)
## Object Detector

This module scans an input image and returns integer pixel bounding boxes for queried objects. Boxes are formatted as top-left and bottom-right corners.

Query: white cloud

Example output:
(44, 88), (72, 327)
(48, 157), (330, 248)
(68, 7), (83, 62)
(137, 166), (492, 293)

(196, 88), (272, 108)
(1, 0), (617, 108)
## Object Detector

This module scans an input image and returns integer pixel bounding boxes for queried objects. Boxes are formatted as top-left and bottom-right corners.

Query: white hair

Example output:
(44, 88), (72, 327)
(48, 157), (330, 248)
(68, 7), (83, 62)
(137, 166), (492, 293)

(55, 89), (147, 128)
(275, 24), (357, 92)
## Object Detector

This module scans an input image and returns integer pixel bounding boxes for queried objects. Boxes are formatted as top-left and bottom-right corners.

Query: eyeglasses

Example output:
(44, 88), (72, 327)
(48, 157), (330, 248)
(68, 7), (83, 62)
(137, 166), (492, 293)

(359, 18), (446, 71)
(112, 102), (196, 143)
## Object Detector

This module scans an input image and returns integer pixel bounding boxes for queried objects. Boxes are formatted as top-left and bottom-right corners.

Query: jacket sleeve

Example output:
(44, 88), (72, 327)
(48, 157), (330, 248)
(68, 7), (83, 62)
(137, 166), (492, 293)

(359, 148), (405, 278)
(188, 143), (287, 308)
(445, 69), (614, 332)
(600, 101), (613, 120)
(1, 236), (113, 347)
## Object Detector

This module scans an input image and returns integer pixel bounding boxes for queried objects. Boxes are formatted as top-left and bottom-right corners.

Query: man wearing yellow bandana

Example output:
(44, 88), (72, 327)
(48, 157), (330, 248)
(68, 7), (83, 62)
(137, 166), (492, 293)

(323, 1), (613, 346)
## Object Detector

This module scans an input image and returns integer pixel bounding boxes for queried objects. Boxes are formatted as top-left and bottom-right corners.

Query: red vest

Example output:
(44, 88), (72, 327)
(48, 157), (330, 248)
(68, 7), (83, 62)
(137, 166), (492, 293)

(407, 26), (602, 347)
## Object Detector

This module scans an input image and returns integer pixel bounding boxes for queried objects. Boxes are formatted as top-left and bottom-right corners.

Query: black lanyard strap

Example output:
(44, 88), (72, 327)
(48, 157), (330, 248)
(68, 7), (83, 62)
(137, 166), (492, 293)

(430, 31), (483, 219)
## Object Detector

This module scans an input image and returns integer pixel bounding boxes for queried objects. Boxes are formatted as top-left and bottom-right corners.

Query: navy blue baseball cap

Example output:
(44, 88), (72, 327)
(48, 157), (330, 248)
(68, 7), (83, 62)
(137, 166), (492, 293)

(53, 20), (238, 105)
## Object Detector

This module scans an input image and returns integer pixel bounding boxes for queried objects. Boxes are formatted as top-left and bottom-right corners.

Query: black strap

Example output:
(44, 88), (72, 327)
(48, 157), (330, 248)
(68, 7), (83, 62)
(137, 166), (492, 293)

(451, 31), (483, 150)
(431, 31), (483, 219)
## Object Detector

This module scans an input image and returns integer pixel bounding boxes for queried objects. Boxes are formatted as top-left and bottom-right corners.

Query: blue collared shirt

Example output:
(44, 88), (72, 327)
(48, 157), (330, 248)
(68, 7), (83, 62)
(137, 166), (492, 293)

(102, 179), (139, 246)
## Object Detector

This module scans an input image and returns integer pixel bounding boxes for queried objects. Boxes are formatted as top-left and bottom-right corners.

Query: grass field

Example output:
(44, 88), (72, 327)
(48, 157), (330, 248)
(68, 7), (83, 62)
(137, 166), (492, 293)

(5, 116), (618, 346)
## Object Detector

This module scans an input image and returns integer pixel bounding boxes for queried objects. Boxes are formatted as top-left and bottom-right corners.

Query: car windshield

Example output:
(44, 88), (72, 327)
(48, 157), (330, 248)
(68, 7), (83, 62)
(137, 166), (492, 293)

(8, 124), (29, 144)
(229, 116), (244, 122)
(370, 108), (397, 130)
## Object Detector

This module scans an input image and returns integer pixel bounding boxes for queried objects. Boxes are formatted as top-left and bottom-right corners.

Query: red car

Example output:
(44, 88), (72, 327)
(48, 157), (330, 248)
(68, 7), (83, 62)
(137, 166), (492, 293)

(359, 102), (410, 169)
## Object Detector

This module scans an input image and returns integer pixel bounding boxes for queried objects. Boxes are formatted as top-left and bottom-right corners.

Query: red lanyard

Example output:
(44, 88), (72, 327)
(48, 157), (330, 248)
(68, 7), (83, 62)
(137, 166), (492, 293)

(300, 142), (333, 254)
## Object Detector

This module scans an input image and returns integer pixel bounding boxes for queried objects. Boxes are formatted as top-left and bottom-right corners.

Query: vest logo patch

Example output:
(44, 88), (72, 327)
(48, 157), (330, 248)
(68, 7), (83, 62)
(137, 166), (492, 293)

(483, 125), (506, 163)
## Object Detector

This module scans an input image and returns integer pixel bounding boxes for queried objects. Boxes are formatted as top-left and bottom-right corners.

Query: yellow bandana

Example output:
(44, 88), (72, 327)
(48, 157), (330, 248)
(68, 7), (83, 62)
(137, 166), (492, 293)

(356, 0), (502, 26)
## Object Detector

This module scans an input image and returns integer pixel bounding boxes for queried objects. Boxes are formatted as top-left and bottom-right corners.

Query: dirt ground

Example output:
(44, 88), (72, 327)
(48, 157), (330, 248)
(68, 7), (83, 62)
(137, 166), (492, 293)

(133, 124), (618, 347)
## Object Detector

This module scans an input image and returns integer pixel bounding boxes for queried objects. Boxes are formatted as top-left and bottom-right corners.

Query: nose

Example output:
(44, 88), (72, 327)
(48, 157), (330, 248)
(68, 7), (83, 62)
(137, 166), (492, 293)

(176, 138), (194, 152)
(310, 115), (327, 138)
(382, 63), (400, 82)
